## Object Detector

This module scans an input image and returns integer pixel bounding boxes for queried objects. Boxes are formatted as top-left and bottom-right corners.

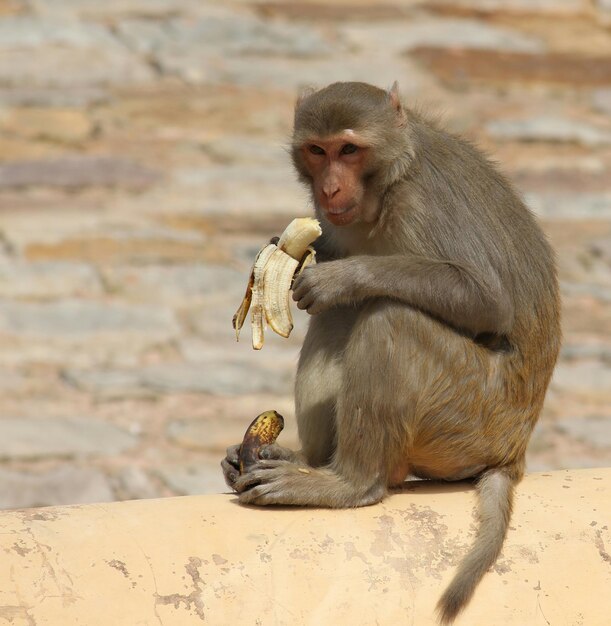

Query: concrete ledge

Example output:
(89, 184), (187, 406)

(1, 469), (609, 625)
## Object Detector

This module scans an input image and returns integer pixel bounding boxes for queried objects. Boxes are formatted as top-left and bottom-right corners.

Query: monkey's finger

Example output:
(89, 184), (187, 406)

(234, 460), (292, 493)
(291, 280), (304, 300)
(269, 236), (280, 245)
(251, 459), (291, 470)
(291, 271), (311, 297)
(294, 290), (315, 311)
(295, 298), (310, 311)
(292, 290), (307, 307)
(238, 482), (276, 506)
(305, 296), (330, 315)
(233, 470), (263, 493)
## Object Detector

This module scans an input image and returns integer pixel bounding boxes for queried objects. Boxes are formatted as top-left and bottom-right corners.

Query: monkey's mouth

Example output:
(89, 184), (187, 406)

(326, 204), (357, 226)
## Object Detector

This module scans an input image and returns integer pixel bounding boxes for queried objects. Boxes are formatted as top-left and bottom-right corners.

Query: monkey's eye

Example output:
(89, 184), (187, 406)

(341, 143), (358, 155)
(308, 145), (325, 156)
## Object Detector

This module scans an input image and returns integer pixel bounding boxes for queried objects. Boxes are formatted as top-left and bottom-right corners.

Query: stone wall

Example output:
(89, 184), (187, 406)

(0, 469), (609, 625)
(0, 0), (610, 509)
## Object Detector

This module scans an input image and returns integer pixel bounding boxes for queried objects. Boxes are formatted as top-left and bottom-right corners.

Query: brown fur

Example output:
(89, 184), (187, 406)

(222, 82), (561, 623)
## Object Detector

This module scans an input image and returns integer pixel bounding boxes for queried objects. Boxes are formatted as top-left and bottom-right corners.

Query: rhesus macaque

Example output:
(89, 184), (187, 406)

(222, 82), (561, 623)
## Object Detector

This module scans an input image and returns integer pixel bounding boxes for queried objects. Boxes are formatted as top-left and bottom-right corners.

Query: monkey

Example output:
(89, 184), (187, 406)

(221, 81), (561, 623)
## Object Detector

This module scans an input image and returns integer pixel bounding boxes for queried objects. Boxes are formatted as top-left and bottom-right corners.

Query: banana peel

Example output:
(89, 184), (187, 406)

(238, 410), (285, 474)
(232, 217), (321, 350)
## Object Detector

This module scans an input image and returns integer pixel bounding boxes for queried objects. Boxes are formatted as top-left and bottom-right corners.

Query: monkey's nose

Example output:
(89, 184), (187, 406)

(323, 184), (340, 199)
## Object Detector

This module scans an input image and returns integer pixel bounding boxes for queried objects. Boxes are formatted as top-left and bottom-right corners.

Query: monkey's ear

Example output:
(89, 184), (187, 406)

(388, 81), (407, 126)
(296, 85), (317, 108)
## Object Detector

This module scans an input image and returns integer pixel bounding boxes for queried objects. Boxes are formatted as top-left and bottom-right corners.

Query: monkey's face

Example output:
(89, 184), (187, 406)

(299, 132), (370, 227)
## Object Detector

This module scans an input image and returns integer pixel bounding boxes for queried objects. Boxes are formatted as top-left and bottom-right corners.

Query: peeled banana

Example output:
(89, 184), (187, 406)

(238, 410), (285, 474)
(232, 217), (322, 350)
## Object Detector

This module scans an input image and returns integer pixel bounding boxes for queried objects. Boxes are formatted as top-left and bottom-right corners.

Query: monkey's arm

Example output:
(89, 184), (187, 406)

(292, 255), (514, 337)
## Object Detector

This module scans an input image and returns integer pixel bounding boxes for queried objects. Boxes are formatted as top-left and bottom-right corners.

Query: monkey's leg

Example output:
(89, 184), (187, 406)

(236, 308), (386, 507)
(236, 301), (450, 506)
(224, 309), (354, 495)
(295, 309), (357, 467)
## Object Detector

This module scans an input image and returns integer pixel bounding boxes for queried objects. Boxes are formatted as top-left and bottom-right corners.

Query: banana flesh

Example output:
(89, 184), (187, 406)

(232, 217), (322, 350)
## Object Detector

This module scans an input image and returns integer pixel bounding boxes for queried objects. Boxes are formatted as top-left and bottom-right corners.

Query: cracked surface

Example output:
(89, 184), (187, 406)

(0, 470), (609, 624)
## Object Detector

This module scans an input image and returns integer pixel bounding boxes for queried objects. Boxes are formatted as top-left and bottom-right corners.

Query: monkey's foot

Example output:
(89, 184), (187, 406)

(235, 460), (385, 508)
(221, 443), (303, 492)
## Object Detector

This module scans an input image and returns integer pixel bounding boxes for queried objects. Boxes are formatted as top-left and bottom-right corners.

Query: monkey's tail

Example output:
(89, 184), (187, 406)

(436, 467), (515, 624)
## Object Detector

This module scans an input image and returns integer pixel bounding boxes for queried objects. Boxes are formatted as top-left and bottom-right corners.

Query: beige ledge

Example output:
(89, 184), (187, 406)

(0, 469), (609, 626)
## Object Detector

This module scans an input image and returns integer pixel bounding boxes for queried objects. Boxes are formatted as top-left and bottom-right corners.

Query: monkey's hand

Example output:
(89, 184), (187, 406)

(292, 261), (358, 315)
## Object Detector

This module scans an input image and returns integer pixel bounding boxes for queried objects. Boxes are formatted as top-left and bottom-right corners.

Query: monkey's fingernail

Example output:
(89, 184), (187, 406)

(298, 468), (311, 474)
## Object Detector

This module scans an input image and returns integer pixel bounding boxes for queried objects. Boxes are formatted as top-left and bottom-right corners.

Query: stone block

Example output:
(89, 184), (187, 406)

(24, 234), (223, 265)
(592, 88), (611, 115)
(526, 192), (611, 218)
(116, 14), (334, 61)
(339, 18), (544, 54)
(410, 47), (611, 88)
(114, 467), (160, 500)
(0, 416), (138, 460)
(63, 356), (295, 397)
(487, 116), (611, 146)
(0, 16), (153, 87)
(425, 0), (587, 13)
(0, 260), (102, 298)
(551, 361), (611, 398)
(556, 415), (611, 449)
(0, 299), (179, 336)
(0, 156), (161, 190)
(166, 411), (299, 453)
(0, 86), (109, 107)
(101, 264), (243, 301)
(0, 108), (94, 144)
(0, 466), (114, 510)
(156, 460), (229, 496)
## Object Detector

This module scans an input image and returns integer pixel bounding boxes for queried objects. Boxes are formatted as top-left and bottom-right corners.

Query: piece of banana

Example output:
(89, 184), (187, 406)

(238, 410), (285, 474)
(232, 217), (321, 350)
(277, 217), (322, 259)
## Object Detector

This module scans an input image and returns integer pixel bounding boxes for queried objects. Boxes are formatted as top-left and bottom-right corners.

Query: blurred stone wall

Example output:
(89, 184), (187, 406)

(0, 0), (609, 509)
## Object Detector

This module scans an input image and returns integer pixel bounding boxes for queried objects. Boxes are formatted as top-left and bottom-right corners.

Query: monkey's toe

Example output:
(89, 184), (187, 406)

(221, 458), (240, 491)
(259, 443), (298, 462)
(225, 444), (241, 466)
(234, 462), (295, 501)
(238, 477), (292, 506)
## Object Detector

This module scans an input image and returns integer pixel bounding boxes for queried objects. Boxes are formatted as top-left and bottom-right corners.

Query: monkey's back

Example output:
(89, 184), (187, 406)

(408, 118), (559, 327)
(399, 116), (561, 433)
